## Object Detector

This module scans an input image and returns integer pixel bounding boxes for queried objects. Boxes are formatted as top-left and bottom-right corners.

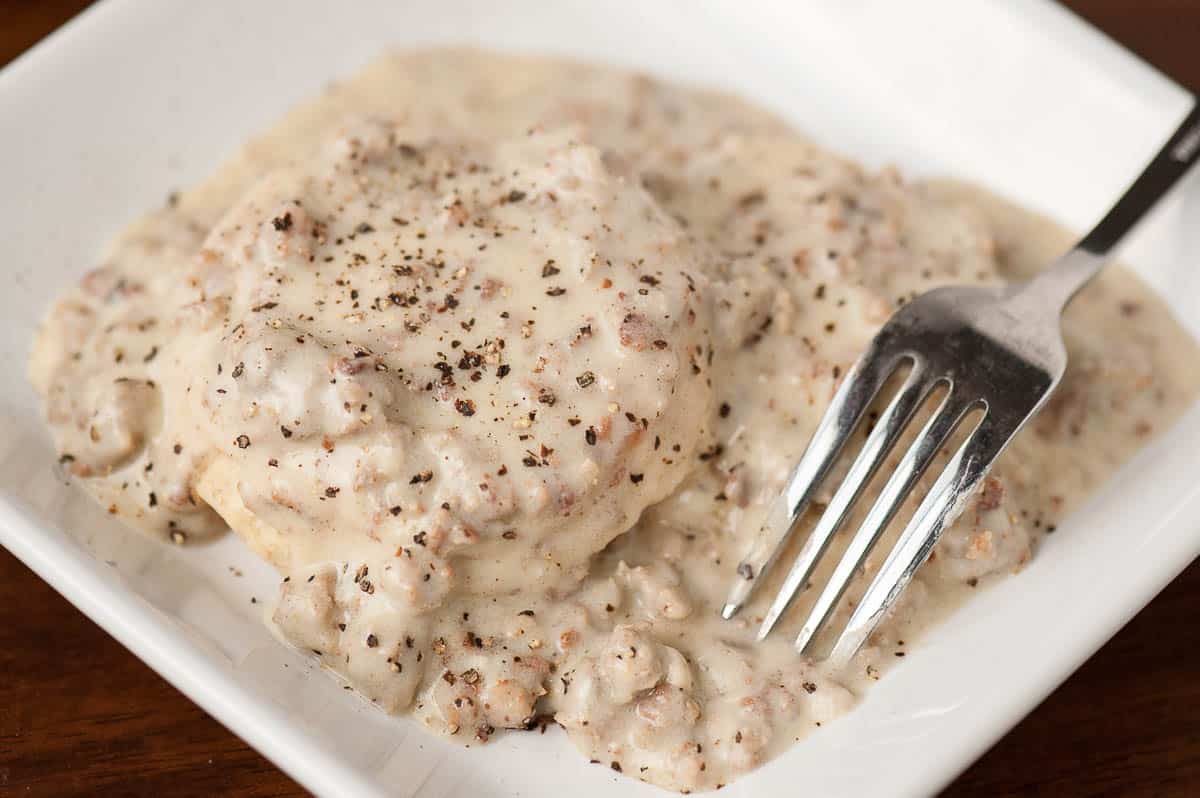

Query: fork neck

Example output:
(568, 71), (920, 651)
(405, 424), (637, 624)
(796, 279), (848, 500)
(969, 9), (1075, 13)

(1021, 100), (1200, 315)
(1018, 248), (1105, 316)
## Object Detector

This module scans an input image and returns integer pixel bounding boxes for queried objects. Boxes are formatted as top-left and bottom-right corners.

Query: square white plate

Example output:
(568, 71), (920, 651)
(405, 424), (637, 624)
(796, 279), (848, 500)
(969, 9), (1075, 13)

(2, 1), (1197, 796)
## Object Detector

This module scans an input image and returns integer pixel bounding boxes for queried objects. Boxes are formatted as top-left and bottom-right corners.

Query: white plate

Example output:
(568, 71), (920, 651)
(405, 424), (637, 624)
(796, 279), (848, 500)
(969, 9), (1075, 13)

(2, 1), (1197, 796)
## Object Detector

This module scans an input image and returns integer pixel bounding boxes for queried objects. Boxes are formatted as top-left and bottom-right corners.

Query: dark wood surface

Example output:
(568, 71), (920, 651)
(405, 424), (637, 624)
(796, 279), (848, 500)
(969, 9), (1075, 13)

(1, 2), (1197, 796)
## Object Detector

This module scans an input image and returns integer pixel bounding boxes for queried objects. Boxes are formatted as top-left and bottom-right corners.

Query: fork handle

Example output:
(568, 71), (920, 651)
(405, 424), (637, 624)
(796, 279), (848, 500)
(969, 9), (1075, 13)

(1031, 100), (1200, 310)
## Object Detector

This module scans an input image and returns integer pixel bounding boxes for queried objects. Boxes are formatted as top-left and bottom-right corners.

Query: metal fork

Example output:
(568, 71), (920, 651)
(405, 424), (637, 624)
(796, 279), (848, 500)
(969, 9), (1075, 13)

(721, 102), (1200, 665)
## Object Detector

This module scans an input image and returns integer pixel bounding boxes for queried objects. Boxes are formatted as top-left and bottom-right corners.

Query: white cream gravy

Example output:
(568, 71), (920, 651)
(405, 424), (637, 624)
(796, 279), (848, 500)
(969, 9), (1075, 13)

(29, 50), (1200, 792)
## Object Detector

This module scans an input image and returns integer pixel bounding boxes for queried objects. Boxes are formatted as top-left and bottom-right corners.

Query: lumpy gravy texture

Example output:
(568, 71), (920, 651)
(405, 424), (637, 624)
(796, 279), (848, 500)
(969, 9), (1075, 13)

(29, 50), (1200, 791)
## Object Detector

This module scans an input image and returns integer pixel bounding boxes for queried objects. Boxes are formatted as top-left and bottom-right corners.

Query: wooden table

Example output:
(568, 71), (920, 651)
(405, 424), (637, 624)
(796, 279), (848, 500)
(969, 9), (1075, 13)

(1, 2), (1197, 795)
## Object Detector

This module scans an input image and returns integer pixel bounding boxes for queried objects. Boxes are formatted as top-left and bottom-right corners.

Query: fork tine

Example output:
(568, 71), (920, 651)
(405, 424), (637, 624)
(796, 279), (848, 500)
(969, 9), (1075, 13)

(826, 414), (1012, 666)
(754, 364), (932, 640)
(791, 389), (975, 652)
(721, 346), (905, 620)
